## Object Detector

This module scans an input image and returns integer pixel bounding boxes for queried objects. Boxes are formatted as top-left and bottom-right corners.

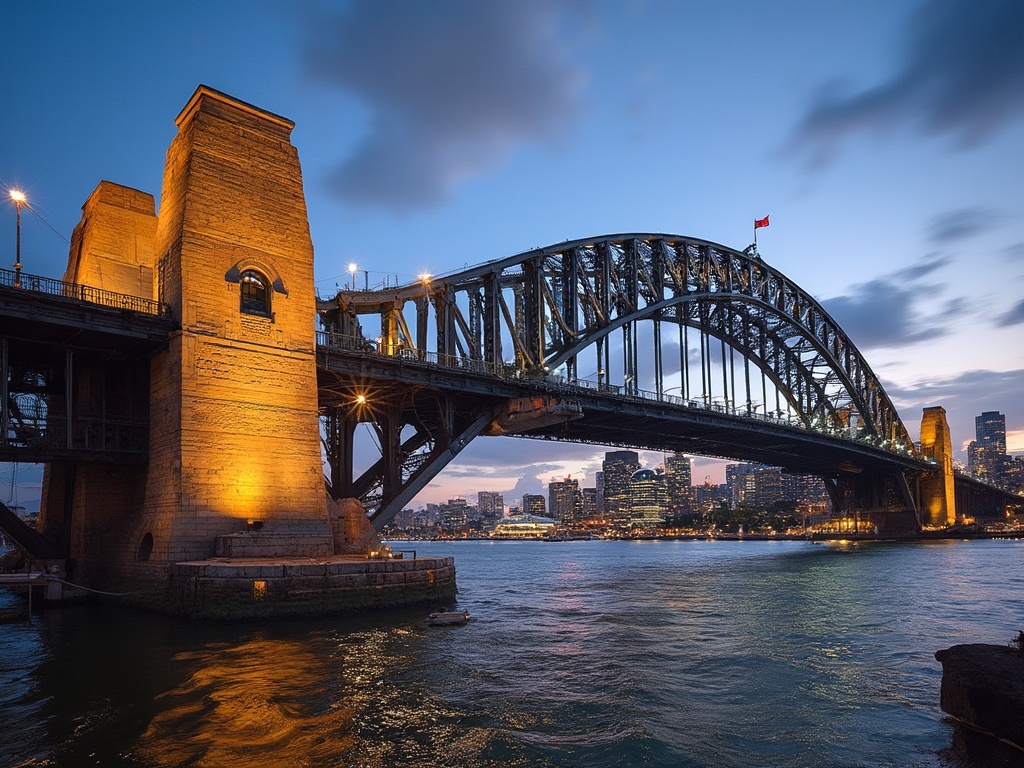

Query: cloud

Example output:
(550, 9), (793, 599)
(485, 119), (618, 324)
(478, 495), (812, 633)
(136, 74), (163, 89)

(788, 0), (1024, 165)
(822, 257), (954, 349)
(996, 298), (1024, 327)
(1005, 243), (1024, 262)
(303, 0), (589, 212)
(927, 207), (1003, 243)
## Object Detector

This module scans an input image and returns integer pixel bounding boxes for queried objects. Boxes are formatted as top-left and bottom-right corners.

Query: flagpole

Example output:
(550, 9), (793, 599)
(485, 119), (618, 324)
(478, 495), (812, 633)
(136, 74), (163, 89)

(753, 219), (757, 250)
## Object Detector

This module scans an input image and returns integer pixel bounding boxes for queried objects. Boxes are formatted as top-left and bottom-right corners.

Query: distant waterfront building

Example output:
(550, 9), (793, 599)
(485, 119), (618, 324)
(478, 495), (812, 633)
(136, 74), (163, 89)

(477, 491), (505, 525)
(728, 463), (785, 509)
(522, 494), (546, 517)
(629, 469), (668, 528)
(438, 498), (470, 530)
(664, 453), (692, 517)
(595, 471), (605, 515)
(582, 487), (598, 520)
(548, 476), (583, 523)
(726, 464), (749, 508)
(491, 514), (557, 539)
(602, 450), (640, 528)
(968, 410), (1007, 480)
(694, 480), (728, 512)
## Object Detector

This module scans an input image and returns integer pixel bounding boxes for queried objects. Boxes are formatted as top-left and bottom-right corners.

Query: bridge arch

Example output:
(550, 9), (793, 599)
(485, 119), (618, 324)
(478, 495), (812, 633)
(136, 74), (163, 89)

(319, 234), (912, 451)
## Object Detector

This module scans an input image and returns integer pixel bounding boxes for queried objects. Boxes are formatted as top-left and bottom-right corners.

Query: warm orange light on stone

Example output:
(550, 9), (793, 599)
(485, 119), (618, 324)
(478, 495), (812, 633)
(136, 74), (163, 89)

(46, 86), (334, 585)
(920, 406), (956, 527)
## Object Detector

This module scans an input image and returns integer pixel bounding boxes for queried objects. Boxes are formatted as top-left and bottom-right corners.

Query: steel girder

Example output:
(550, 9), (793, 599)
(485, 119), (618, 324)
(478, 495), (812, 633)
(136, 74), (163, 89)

(318, 234), (913, 453)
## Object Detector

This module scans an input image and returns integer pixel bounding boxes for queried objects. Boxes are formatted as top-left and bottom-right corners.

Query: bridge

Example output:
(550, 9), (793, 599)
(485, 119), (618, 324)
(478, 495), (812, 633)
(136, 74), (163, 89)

(0, 86), (1019, 603)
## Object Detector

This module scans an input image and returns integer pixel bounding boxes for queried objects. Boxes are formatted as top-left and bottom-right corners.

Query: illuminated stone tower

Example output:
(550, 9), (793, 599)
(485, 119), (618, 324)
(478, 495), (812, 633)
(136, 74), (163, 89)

(136, 86), (331, 569)
(919, 406), (956, 527)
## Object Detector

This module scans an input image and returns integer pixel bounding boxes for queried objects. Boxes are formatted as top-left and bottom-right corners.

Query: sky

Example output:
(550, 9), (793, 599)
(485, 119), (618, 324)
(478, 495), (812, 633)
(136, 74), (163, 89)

(2, 0), (1022, 510)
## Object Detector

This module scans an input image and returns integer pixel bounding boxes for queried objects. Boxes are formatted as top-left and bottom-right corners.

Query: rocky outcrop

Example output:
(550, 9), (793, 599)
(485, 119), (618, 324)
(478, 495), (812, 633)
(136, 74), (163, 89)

(934, 643), (1024, 763)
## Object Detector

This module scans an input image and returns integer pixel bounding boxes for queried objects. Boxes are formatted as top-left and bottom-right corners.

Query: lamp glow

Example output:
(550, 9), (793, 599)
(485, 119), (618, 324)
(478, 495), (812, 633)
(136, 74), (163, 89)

(9, 189), (27, 288)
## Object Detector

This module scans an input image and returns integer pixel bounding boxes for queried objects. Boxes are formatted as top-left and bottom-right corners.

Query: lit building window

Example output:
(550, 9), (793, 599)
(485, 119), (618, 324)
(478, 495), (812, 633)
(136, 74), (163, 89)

(240, 269), (271, 317)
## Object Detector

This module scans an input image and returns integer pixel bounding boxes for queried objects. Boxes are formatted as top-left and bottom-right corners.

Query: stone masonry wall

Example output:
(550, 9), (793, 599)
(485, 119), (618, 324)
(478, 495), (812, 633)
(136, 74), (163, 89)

(63, 181), (158, 296)
(137, 86), (329, 565)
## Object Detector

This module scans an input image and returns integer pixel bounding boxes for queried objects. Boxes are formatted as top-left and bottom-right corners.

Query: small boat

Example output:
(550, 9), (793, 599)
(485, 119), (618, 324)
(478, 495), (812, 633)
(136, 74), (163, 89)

(428, 610), (470, 626)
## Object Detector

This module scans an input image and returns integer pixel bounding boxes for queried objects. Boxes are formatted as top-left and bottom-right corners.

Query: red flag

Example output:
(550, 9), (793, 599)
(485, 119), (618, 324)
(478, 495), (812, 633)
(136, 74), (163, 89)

(754, 215), (769, 229)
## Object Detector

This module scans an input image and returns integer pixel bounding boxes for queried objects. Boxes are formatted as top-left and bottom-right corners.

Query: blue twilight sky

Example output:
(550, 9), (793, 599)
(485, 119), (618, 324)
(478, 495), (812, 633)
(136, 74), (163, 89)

(2, 1), (1022, 508)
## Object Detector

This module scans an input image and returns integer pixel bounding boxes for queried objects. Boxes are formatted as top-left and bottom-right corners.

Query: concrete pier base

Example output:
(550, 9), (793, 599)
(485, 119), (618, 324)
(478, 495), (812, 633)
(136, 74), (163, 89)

(168, 554), (457, 620)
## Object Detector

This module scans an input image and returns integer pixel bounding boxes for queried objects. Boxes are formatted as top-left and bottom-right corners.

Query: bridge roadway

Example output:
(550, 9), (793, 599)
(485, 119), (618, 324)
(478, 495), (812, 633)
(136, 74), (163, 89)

(315, 333), (930, 479)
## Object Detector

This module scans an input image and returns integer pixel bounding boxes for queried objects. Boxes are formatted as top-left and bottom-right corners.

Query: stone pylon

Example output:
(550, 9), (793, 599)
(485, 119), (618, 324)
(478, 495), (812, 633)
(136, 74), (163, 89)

(919, 406), (956, 527)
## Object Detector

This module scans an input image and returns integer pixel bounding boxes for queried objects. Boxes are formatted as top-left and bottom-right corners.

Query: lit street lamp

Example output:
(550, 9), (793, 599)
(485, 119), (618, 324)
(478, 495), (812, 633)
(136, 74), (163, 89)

(9, 189), (26, 288)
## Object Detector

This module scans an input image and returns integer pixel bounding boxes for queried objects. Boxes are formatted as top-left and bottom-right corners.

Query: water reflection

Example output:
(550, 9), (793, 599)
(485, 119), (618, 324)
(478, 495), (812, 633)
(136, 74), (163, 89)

(136, 638), (356, 768)
(3, 540), (1020, 767)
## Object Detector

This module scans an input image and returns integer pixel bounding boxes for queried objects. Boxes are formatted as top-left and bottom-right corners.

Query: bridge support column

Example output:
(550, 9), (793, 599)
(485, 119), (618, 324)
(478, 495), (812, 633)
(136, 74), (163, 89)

(919, 406), (956, 527)
(824, 470), (919, 536)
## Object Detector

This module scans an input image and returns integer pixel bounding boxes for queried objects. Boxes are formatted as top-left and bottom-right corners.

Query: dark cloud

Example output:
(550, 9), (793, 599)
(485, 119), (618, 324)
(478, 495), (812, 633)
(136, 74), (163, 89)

(927, 207), (1003, 243)
(996, 298), (1024, 327)
(892, 254), (951, 281)
(303, 1), (588, 212)
(823, 274), (949, 350)
(788, 0), (1024, 165)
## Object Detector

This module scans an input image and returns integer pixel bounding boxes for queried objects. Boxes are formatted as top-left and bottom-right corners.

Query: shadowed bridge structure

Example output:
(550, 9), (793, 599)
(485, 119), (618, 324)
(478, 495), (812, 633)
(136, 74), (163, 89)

(2, 234), (1018, 551)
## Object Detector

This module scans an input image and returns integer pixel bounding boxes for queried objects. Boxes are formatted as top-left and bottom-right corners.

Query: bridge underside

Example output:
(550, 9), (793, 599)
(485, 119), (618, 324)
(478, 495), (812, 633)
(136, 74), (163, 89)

(318, 350), (926, 530)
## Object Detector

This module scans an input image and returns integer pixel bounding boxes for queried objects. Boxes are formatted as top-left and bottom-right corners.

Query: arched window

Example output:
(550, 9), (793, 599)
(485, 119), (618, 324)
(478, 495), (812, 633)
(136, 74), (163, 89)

(137, 532), (154, 562)
(240, 269), (271, 317)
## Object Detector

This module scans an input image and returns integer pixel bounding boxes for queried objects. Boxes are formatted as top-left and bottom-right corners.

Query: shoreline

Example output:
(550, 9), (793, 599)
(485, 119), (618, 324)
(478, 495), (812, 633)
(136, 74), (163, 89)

(393, 529), (1024, 544)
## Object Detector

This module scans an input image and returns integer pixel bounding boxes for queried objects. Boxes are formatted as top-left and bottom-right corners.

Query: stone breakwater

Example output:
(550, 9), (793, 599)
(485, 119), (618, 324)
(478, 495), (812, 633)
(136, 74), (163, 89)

(934, 643), (1024, 765)
(168, 555), (457, 620)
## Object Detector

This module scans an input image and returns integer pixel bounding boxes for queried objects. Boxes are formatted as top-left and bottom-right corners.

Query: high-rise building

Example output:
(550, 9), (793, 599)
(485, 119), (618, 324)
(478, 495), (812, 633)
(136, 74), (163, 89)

(968, 410), (1007, 480)
(548, 476), (583, 523)
(728, 463), (784, 508)
(522, 494), (546, 517)
(629, 469), (668, 528)
(477, 491), (505, 525)
(664, 453), (692, 517)
(602, 450), (640, 528)
(438, 498), (469, 530)
(582, 487), (598, 520)
(595, 472), (605, 515)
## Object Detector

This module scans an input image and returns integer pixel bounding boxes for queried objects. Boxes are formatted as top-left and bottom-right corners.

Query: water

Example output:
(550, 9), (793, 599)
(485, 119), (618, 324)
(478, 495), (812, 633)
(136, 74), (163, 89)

(1, 538), (1021, 767)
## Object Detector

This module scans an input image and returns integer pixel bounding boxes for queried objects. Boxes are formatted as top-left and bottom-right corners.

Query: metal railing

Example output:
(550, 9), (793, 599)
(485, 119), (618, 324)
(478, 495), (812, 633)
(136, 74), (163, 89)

(0, 267), (169, 317)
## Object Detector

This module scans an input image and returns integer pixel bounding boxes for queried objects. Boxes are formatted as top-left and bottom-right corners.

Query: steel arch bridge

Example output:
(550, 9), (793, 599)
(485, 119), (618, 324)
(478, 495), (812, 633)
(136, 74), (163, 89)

(316, 233), (939, 530)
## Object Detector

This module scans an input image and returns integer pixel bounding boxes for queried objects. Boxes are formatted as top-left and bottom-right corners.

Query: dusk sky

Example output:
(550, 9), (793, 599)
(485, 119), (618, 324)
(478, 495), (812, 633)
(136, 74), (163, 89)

(3, 1), (1022, 508)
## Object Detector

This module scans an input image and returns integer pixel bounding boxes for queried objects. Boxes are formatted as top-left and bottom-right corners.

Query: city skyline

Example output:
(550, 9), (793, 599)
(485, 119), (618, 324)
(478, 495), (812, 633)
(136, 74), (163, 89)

(3, 1), (1022, 507)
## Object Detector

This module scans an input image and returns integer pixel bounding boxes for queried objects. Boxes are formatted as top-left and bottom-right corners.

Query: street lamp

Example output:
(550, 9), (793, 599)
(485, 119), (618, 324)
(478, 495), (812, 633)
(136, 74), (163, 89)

(348, 262), (358, 290)
(9, 189), (26, 288)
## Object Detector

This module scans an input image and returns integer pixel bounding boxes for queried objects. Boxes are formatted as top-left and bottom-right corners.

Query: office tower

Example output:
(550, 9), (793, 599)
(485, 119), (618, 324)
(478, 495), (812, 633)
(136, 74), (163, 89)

(664, 452), (692, 517)
(629, 469), (668, 528)
(602, 450), (640, 528)
(968, 410), (1007, 479)
(477, 491), (505, 524)
(522, 494), (546, 517)
(548, 476), (583, 523)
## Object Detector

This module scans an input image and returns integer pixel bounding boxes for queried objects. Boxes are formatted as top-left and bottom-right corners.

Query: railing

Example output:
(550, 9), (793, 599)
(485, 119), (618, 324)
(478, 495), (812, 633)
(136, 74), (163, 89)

(315, 330), (921, 459)
(0, 267), (169, 317)
(4, 415), (149, 454)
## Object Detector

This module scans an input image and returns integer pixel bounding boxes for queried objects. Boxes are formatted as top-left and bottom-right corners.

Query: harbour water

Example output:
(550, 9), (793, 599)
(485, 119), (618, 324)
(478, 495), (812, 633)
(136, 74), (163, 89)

(1, 538), (1021, 767)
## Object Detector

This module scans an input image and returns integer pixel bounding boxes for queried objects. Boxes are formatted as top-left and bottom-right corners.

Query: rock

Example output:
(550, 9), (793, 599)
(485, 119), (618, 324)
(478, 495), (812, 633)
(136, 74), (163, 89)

(934, 643), (1024, 760)
(327, 497), (381, 555)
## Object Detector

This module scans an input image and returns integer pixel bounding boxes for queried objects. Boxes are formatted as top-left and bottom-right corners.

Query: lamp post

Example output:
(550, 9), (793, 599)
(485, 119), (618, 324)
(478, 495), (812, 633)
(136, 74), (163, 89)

(348, 262), (358, 290)
(9, 190), (26, 288)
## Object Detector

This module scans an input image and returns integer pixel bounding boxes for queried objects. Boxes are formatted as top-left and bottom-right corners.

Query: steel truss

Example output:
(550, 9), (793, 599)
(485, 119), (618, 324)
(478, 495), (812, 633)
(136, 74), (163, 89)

(318, 234), (917, 526)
